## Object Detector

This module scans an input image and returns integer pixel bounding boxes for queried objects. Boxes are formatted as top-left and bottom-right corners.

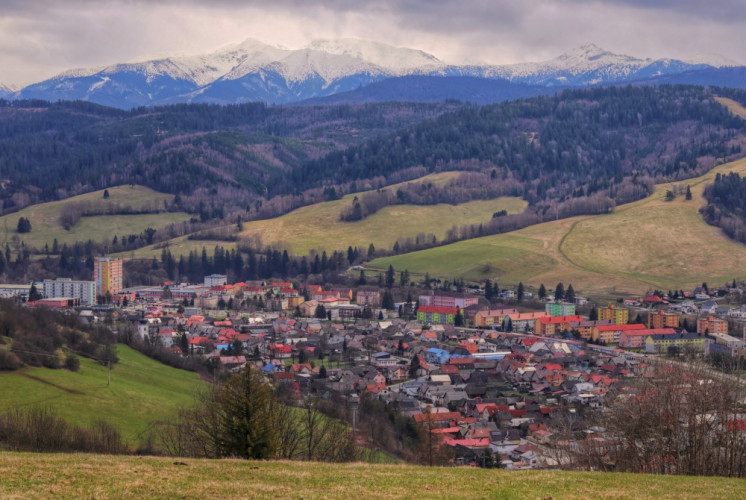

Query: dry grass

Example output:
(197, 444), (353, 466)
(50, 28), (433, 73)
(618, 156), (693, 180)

(369, 157), (746, 299)
(0, 453), (743, 499)
(0, 185), (190, 250)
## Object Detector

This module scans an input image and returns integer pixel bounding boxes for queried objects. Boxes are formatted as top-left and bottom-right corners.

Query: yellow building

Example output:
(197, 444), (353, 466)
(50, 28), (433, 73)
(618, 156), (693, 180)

(94, 257), (123, 298)
(598, 304), (629, 325)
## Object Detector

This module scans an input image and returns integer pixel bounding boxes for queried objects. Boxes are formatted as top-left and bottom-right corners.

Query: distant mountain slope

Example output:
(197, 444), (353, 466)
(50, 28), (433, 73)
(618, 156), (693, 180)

(11, 39), (725, 108)
(296, 76), (557, 105)
(624, 66), (746, 88)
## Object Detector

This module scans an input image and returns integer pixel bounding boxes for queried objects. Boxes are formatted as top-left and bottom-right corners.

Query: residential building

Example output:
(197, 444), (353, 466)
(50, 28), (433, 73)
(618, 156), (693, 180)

(356, 290), (381, 306)
(534, 315), (584, 336)
(648, 309), (680, 329)
(592, 323), (647, 344)
(545, 302), (576, 317)
(473, 308), (518, 328)
(697, 316), (728, 335)
(419, 291), (478, 309)
(204, 274), (227, 287)
(94, 257), (123, 297)
(568, 320), (613, 340)
(619, 328), (677, 349)
(417, 305), (459, 325)
(645, 332), (706, 354)
(598, 305), (629, 325)
(503, 312), (549, 332)
(704, 333), (746, 358)
(43, 278), (96, 306)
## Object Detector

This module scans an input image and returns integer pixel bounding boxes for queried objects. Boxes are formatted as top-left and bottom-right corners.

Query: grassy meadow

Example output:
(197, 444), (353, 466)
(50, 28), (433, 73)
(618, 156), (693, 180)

(0, 453), (744, 500)
(0, 185), (190, 250)
(122, 171), (527, 259)
(368, 156), (746, 298)
(235, 172), (527, 255)
(0, 344), (203, 445)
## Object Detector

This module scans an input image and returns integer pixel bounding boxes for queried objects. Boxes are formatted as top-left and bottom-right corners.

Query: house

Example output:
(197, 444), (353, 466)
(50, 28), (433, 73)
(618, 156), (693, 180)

(425, 348), (451, 365)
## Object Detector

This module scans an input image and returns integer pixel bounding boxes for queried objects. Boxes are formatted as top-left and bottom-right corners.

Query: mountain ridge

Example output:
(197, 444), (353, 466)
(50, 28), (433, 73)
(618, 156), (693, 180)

(11, 38), (734, 108)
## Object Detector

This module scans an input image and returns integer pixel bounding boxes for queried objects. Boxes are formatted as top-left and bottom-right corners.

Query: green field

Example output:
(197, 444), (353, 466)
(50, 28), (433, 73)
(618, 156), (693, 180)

(0, 453), (743, 500)
(122, 172), (527, 259)
(236, 172), (527, 255)
(368, 157), (746, 298)
(0, 345), (203, 445)
(0, 185), (191, 250)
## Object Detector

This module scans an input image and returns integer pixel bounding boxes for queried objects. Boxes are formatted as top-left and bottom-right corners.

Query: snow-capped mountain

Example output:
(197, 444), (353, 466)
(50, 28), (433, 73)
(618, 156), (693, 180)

(0, 82), (18, 98)
(13, 39), (731, 108)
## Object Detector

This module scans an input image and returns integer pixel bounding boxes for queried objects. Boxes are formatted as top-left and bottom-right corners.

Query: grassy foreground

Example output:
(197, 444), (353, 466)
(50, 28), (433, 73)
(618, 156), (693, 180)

(0, 453), (744, 499)
(0, 345), (203, 445)
(368, 156), (746, 299)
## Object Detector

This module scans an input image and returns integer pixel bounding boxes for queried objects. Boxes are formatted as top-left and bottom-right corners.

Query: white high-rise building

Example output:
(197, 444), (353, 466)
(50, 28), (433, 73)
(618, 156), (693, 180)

(43, 278), (96, 306)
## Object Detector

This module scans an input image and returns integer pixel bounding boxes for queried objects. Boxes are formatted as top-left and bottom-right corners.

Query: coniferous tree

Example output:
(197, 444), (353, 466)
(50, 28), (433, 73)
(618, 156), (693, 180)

(538, 283), (546, 299)
(555, 283), (565, 301)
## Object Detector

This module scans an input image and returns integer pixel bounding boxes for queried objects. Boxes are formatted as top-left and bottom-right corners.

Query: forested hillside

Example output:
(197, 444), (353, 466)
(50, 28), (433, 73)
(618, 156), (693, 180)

(0, 100), (453, 217)
(1, 86), (744, 232)
(296, 86), (745, 221)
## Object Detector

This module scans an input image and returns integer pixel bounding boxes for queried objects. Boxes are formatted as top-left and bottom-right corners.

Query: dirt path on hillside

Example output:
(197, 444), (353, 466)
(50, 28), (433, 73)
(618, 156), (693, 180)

(14, 372), (84, 394)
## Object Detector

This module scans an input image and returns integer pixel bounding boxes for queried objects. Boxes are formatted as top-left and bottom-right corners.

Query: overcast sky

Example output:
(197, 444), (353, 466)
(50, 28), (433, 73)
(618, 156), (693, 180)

(1, 0), (744, 87)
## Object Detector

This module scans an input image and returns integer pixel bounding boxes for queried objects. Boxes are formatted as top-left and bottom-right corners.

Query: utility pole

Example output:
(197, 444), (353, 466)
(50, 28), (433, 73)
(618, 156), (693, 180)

(107, 359), (111, 387)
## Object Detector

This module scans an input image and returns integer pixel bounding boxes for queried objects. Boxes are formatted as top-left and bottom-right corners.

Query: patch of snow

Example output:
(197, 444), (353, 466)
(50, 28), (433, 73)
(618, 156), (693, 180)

(88, 76), (110, 93)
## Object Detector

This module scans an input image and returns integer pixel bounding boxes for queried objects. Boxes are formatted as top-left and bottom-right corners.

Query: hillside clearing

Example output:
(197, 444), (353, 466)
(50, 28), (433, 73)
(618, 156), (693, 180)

(235, 172), (526, 255)
(0, 453), (743, 500)
(0, 185), (190, 250)
(0, 345), (203, 445)
(368, 157), (746, 299)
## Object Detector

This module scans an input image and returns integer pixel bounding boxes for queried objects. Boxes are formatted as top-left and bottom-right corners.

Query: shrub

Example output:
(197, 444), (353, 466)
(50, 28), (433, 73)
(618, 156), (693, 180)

(0, 349), (21, 370)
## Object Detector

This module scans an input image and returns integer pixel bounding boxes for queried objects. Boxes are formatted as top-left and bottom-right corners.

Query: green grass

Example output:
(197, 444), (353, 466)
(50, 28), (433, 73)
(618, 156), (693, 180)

(368, 157), (746, 299)
(0, 453), (744, 499)
(124, 172), (527, 258)
(0, 345), (204, 445)
(0, 185), (191, 250)
(237, 172), (526, 255)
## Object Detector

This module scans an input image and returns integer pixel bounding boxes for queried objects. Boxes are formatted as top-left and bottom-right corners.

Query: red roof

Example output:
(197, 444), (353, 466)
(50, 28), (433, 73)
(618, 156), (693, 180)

(413, 411), (461, 423)
(596, 323), (646, 332)
(643, 295), (666, 303)
(418, 305), (459, 314)
(537, 315), (584, 325)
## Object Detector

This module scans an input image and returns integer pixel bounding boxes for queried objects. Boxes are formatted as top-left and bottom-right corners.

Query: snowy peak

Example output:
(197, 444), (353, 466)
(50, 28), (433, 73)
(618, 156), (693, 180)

(307, 38), (441, 73)
(13, 38), (737, 108)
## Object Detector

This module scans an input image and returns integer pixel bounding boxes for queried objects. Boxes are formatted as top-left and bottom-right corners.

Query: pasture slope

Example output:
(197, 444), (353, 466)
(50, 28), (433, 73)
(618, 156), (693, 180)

(0, 453), (744, 500)
(127, 171), (527, 258)
(0, 185), (189, 250)
(368, 156), (746, 299)
(0, 345), (203, 445)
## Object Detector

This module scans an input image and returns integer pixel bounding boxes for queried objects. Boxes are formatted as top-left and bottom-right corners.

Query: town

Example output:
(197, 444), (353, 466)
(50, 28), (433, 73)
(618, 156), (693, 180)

(5, 255), (746, 470)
